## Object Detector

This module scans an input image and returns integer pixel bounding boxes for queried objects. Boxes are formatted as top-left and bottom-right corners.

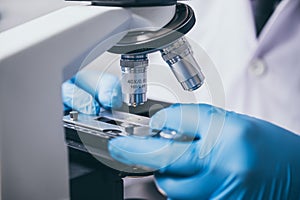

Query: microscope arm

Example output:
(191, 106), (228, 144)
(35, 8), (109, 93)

(0, 5), (174, 200)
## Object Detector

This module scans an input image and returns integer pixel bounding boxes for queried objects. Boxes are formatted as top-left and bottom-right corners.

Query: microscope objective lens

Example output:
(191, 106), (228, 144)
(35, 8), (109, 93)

(120, 54), (148, 107)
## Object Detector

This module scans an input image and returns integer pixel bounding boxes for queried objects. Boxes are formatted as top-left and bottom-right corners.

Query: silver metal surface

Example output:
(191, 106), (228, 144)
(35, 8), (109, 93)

(69, 111), (79, 121)
(64, 110), (197, 142)
(161, 37), (205, 91)
(121, 54), (148, 107)
(63, 110), (151, 138)
(181, 74), (204, 91)
(108, 3), (195, 55)
(125, 126), (157, 137)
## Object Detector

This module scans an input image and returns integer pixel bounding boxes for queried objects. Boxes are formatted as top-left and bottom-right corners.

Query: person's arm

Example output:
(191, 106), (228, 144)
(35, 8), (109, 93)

(109, 103), (300, 199)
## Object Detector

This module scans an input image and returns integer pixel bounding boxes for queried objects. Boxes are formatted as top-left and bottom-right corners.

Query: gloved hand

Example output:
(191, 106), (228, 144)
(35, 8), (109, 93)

(62, 69), (122, 115)
(109, 104), (300, 200)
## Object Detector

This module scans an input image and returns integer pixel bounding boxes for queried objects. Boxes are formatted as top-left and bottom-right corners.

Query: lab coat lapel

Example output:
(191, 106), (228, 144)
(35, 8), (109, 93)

(245, 0), (300, 133)
(253, 0), (299, 57)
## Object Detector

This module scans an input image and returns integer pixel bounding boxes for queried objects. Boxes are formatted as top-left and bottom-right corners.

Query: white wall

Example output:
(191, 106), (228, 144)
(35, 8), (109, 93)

(0, 0), (81, 32)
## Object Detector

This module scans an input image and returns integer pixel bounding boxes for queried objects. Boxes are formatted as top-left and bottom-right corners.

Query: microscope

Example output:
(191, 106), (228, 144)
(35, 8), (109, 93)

(0, 0), (204, 199)
(107, 1), (205, 107)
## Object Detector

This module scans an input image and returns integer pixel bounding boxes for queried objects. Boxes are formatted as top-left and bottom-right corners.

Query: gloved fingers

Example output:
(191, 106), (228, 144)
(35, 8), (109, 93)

(109, 136), (201, 174)
(154, 170), (227, 200)
(150, 103), (226, 141)
(75, 69), (122, 109)
(62, 79), (100, 115)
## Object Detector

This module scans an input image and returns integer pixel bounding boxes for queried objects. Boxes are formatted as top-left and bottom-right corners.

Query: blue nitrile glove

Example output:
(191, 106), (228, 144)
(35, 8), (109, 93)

(62, 70), (122, 115)
(109, 104), (300, 200)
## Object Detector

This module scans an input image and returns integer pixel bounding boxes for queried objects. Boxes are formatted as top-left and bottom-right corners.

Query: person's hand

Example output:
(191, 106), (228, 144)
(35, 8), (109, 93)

(62, 69), (122, 115)
(109, 104), (300, 199)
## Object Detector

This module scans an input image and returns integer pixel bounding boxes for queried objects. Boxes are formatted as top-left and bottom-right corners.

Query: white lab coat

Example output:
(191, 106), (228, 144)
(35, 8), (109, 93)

(183, 0), (300, 134)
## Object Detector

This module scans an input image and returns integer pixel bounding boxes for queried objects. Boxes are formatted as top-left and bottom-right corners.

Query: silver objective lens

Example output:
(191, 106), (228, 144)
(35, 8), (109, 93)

(120, 54), (148, 107)
(161, 37), (205, 91)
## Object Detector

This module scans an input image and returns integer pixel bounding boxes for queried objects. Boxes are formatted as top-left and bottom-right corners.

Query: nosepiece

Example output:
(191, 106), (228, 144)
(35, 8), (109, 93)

(110, 3), (204, 107)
